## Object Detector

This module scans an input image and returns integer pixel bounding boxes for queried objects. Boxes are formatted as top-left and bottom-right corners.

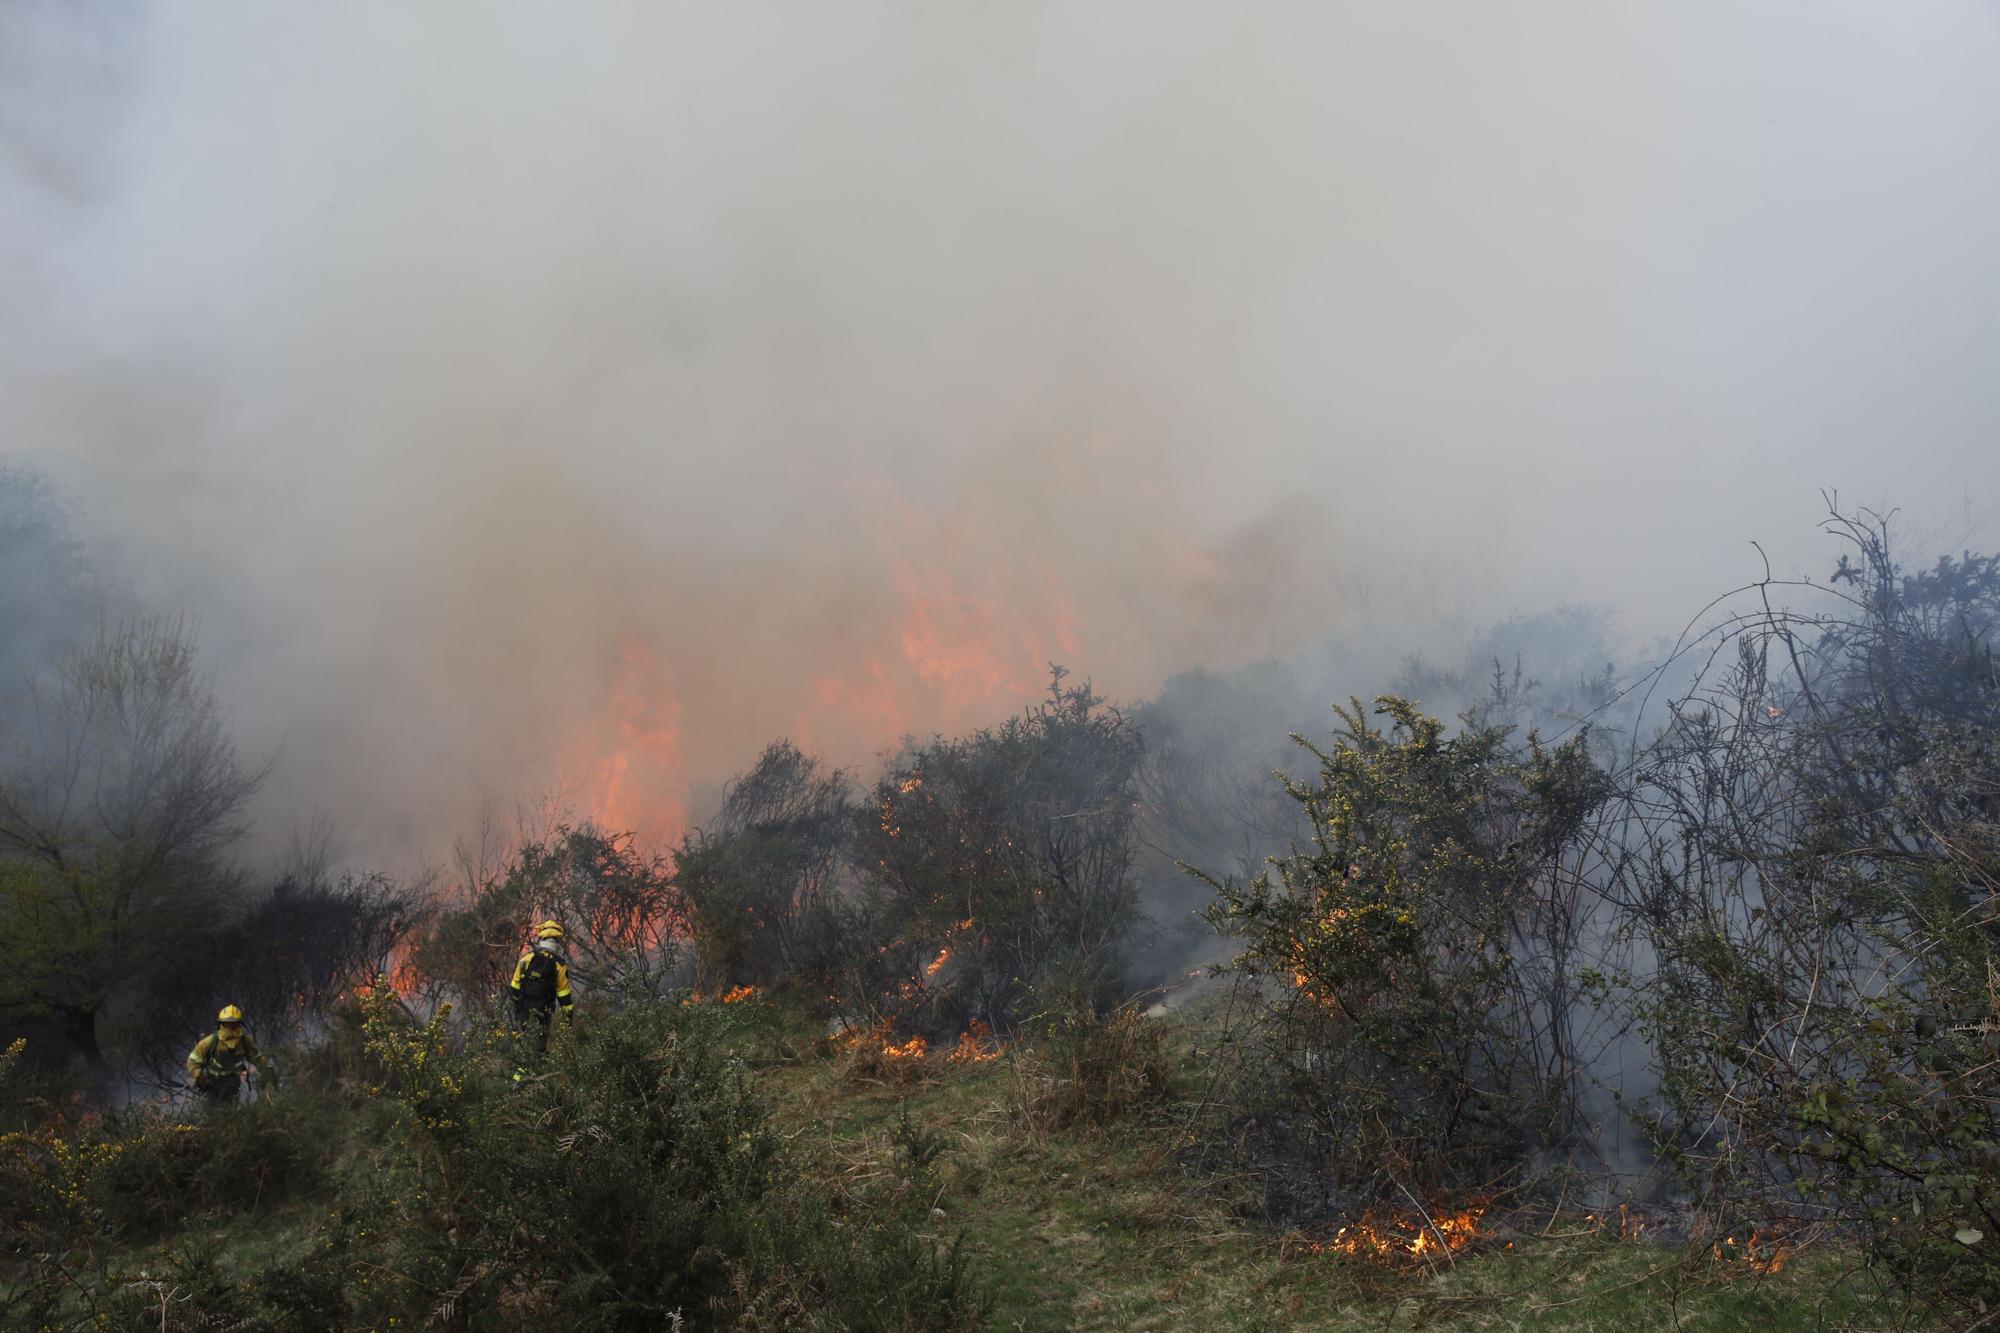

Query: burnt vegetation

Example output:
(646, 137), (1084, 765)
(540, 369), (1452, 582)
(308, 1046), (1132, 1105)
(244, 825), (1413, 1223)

(5, 470), (2000, 1327)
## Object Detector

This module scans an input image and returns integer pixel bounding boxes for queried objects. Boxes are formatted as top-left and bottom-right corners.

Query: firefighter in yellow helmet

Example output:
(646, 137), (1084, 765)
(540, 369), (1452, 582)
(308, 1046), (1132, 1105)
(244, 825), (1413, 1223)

(508, 920), (574, 1050)
(185, 1005), (277, 1105)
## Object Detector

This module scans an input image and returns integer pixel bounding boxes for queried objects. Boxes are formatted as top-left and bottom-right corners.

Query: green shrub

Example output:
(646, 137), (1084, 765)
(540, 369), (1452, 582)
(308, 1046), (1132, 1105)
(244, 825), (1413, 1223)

(339, 988), (979, 1330)
(92, 1094), (329, 1235)
(1628, 515), (2000, 1324)
(1206, 696), (1606, 1202)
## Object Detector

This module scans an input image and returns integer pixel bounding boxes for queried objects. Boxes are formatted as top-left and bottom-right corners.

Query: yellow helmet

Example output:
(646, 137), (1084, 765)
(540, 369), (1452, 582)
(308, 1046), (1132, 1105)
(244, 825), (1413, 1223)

(535, 920), (565, 941)
(217, 1004), (244, 1025)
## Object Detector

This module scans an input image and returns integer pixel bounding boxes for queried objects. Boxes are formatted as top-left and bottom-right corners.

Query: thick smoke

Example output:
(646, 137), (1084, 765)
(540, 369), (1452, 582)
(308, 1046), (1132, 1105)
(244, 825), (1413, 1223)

(3, 2), (1997, 864)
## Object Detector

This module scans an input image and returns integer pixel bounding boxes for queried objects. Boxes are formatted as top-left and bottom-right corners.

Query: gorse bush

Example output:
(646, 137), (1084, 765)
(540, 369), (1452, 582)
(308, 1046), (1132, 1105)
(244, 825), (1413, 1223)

(335, 988), (978, 1331)
(0, 1036), (334, 1329)
(1207, 696), (1608, 1205)
(842, 669), (1143, 1037)
(0, 993), (980, 1331)
(676, 740), (854, 993)
(92, 1094), (328, 1236)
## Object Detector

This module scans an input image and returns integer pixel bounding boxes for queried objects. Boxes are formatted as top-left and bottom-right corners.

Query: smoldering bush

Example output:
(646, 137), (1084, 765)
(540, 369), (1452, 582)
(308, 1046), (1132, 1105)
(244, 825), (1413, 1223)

(839, 669), (1143, 1036)
(1015, 999), (1173, 1130)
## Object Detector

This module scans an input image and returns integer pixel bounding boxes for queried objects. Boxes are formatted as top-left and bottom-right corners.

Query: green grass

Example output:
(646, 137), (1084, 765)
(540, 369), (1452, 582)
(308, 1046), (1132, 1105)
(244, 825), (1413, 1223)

(748, 1000), (1914, 1331)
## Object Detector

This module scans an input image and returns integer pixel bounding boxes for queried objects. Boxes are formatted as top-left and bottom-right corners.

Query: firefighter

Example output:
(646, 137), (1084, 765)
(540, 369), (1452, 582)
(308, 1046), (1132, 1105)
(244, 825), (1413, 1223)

(185, 1005), (277, 1105)
(508, 919), (575, 1051)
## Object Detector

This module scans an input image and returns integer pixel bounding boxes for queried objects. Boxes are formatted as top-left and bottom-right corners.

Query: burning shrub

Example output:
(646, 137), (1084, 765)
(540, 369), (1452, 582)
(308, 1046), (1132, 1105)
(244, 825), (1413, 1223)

(845, 668), (1142, 1037)
(1206, 695), (1607, 1209)
(674, 740), (854, 993)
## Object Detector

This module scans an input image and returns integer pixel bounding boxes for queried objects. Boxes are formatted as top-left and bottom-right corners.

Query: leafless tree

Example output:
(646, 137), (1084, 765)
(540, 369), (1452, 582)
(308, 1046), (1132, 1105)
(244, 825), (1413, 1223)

(0, 617), (263, 1061)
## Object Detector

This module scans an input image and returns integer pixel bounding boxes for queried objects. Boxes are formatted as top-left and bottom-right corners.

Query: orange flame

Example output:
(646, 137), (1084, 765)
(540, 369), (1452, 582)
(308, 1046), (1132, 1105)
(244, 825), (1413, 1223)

(1714, 1231), (1792, 1275)
(789, 503), (1081, 763)
(947, 1019), (1003, 1064)
(362, 939), (425, 1001)
(924, 917), (978, 979)
(1302, 1201), (1485, 1265)
(574, 638), (685, 847)
(881, 1034), (929, 1061)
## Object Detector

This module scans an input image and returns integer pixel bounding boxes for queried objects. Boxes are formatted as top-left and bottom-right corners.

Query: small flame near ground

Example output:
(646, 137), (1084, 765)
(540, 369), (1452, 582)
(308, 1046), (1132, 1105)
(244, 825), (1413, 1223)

(686, 985), (761, 1005)
(947, 1019), (1002, 1064)
(834, 1017), (1005, 1067)
(1714, 1230), (1792, 1275)
(1300, 1201), (1487, 1264)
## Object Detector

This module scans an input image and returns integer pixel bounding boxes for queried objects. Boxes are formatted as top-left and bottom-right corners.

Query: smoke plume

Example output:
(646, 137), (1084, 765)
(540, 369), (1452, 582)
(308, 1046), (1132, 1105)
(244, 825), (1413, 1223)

(3, 2), (1997, 862)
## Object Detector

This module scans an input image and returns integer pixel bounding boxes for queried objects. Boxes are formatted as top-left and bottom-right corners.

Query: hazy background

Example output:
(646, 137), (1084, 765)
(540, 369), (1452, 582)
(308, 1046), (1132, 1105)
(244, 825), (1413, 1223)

(3, 1), (1997, 864)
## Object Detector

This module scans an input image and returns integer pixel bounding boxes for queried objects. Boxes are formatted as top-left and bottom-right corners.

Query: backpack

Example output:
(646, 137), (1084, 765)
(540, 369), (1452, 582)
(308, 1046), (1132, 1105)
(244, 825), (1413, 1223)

(517, 952), (563, 1008)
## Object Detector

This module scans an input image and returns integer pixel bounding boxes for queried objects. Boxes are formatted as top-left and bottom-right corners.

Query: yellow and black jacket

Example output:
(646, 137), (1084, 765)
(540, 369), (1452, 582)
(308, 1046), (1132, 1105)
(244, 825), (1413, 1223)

(186, 1028), (274, 1089)
(509, 948), (573, 1019)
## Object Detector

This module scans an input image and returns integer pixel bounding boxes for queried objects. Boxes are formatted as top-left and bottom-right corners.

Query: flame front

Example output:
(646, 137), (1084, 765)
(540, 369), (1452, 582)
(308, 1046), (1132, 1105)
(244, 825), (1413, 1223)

(555, 499), (1091, 858)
